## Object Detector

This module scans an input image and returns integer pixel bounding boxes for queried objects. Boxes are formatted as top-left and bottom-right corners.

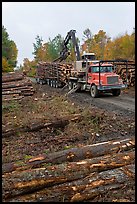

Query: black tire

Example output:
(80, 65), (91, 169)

(68, 81), (73, 90)
(90, 85), (99, 98)
(50, 79), (53, 87)
(39, 80), (43, 85)
(36, 78), (40, 84)
(47, 79), (50, 86)
(52, 80), (55, 88)
(55, 80), (58, 88)
(112, 89), (121, 96)
(73, 82), (77, 89)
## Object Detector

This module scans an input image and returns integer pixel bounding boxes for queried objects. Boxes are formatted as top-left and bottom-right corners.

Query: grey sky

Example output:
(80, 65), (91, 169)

(2, 2), (135, 66)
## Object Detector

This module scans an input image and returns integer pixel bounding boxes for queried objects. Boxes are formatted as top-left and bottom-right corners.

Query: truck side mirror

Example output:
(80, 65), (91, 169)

(88, 67), (91, 73)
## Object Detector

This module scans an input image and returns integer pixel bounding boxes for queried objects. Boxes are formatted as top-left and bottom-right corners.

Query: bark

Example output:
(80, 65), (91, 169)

(2, 151), (134, 200)
(2, 75), (24, 83)
(2, 72), (34, 101)
(3, 164), (135, 202)
(36, 62), (73, 83)
(2, 90), (22, 95)
(2, 81), (32, 89)
(2, 114), (82, 138)
(24, 137), (135, 166)
(114, 61), (135, 87)
(2, 137), (135, 174)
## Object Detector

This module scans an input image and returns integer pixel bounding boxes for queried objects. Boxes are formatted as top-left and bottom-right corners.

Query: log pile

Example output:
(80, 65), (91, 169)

(36, 62), (74, 83)
(114, 60), (135, 87)
(2, 71), (35, 101)
(2, 137), (135, 202)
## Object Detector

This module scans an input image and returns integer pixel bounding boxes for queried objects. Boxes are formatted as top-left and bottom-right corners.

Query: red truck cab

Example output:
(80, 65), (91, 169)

(87, 62), (126, 97)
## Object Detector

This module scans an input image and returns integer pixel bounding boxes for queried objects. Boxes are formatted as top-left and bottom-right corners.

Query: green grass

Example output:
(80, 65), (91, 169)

(2, 101), (19, 113)
(24, 154), (33, 160)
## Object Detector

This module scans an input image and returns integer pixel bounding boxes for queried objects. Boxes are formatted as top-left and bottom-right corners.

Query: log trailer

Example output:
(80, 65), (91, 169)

(36, 30), (128, 97)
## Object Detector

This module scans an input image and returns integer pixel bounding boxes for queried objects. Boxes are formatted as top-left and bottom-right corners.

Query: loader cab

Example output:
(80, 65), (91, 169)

(81, 53), (96, 61)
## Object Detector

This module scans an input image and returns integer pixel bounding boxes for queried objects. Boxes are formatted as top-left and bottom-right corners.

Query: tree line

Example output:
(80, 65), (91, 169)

(2, 25), (18, 72)
(2, 25), (135, 75)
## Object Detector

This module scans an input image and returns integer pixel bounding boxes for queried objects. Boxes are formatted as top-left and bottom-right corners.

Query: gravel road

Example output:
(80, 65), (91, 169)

(68, 91), (135, 117)
(29, 77), (135, 117)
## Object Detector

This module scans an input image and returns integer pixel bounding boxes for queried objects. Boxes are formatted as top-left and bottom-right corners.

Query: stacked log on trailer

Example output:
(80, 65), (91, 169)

(2, 137), (135, 202)
(2, 71), (35, 101)
(36, 61), (74, 84)
(114, 60), (135, 87)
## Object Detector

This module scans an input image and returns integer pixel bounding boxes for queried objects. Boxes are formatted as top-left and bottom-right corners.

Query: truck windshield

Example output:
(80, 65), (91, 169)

(91, 66), (113, 73)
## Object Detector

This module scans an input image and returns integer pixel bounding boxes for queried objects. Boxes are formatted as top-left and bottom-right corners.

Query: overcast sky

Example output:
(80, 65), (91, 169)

(2, 2), (135, 66)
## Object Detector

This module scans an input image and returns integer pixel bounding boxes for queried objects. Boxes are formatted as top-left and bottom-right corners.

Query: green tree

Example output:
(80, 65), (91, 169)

(22, 58), (37, 77)
(82, 28), (93, 52)
(2, 25), (18, 72)
(46, 34), (64, 61)
(32, 35), (43, 60)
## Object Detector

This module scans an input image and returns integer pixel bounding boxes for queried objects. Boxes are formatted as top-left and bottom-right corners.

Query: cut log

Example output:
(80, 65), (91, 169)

(2, 151), (134, 200)
(26, 137), (135, 166)
(2, 114), (82, 138)
(2, 90), (22, 95)
(3, 164), (135, 202)
(2, 81), (32, 89)
(2, 137), (135, 173)
(2, 72), (35, 100)
(2, 75), (24, 83)
(114, 61), (135, 87)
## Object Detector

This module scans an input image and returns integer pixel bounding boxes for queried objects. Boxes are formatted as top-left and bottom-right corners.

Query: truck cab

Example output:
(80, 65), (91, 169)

(87, 62), (126, 97)
(68, 60), (127, 98)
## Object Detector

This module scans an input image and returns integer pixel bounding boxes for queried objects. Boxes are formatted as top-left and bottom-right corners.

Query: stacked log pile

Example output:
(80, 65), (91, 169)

(114, 60), (135, 87)
(2, 137), (135, 202)
(2, 72), (35, 101)
(36, 62), (74, 83)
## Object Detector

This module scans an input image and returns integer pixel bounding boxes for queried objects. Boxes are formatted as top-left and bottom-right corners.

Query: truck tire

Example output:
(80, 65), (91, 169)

(55, 80), (58, 88)
(53, 80), (57, 88)
(50, 79), (53, 87)
(40, 80), (44, 85)
(90, 85), (99, 98)
(36, 78), (40, 84)
(68, 81), (73, 90)
(73, 82), (77, 89)
(112, 89), (121, 96)
(47, 79), (50, 86)
(52, 80), (55, 88)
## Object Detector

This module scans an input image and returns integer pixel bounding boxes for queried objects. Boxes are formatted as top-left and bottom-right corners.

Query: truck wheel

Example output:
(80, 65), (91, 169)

(112, 89), (121, 96)
(47, 79), (50, 86)
(55, 80), (58, 88)
(40, 80), (43, 85)
(36, 78), (38, 83)
(90, 85), (99, 98)
(73, 82), (77, 89)
(52, 80), (55, 87)
(68, 81), (73, 90)
(50, 79), (53, 87)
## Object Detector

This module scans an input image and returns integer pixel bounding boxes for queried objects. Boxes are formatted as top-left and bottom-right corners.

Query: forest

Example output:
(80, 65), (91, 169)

(2, 26), (135, 76)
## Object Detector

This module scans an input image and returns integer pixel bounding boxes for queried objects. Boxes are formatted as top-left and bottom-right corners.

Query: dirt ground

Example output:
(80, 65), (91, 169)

(2, 82), (135, 202)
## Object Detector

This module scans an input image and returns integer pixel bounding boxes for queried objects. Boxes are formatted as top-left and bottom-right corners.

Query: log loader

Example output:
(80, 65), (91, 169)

(36, 30), (128, 97)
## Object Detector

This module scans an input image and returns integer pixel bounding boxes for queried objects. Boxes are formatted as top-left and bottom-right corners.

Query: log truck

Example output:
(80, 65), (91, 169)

(36, 30), (128, 97)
